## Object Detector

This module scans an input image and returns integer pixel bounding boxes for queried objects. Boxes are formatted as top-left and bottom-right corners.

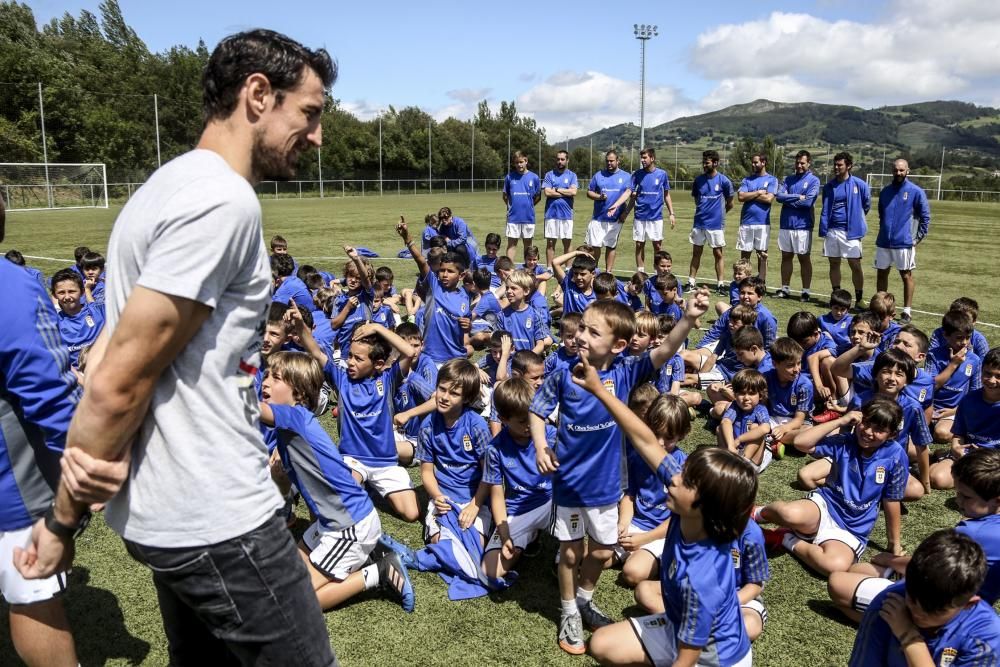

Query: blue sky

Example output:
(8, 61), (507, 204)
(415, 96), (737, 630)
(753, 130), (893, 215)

(26, 0), (1000, 140)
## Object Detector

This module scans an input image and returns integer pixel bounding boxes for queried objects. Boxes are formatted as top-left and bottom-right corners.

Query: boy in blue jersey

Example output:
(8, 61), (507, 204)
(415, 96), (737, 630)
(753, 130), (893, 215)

(715, 258), (751, 316)
(437, 206), (479, 265)
(869, 292), (901, 353)
(828, 315), (915, 412)
(486, 349), (546, 437)
(476, 233), (503, 288)
(680, 303), (758, 385)
(272, 252), (314, 312)
(608, 147), (675, 273)
(258, 352), (414, 612)
(643, 250), (685, 312)
(50, 268), (105, 369)
(585, 150), (631, 273)
(481, 378), (555, 580)
(391, 322), (437, 467)
(926, 310), (982, 443)
(736, 153), (778, 285)
(717, 369), (773, 473)
(80, 250), (106, 305)
(650, 273), (682, 321)
(654, 315), (699, 408)
(775, 149), (820, 301)
(551, 249), (597, 315)
(757, 398), (907, 577)
(766, 338), (814, 460)
(819, 288), (855, 355)
(502, 151), (542, 261)
(819, 151), (870, 310)
(329, 246), (376, 363)
(498, 269), (551, 354)
(396, 218), (471, 365)
(848, 529), (1000, 667)
(788, 311), (839, 413)
(711, 326), (773, 392)
(738, 277), (778, 348)
(930, 347), (1000, 490)
(544, 312), (581, 377)
(542, 150), (579, 268)
(688, 149), (735, 295)
(930, 298), (990, 359)
(531, 293), (710, 654)
(628, 312), (660, 357)
(519, 245), (552, 296)
(467, 268), (502, 351)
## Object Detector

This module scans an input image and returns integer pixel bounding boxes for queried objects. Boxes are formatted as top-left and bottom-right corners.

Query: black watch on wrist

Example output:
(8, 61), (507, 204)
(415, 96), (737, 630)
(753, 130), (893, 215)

(44, 504), (91, 540)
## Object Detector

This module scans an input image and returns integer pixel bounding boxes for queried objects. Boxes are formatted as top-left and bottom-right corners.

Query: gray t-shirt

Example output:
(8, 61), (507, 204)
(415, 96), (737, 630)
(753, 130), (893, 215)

(103, 149), (282, 547)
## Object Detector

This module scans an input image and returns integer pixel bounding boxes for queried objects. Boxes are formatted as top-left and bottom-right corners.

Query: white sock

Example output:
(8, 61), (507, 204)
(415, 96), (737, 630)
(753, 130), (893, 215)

(575, 586), (594, 608)
(361, 563), (380, 590)
(637, 266), (645, 273)
(688, 276), (696, 286)
(802, 288), (810, 295)
(903, 306), (912, 315)
(782, 532), (802, 552)
(782, 285), (790, 291)
(561, 598), (579, 617)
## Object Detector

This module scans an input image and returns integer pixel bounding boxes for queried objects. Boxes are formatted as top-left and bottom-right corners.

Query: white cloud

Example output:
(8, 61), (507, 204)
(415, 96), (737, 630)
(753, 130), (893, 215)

(446, 88), (491, 103)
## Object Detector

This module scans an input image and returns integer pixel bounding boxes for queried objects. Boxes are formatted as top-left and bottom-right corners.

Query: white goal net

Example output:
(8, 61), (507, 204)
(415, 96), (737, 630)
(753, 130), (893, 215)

(0, 163), (108, 211)
(866, 173), (941, 200)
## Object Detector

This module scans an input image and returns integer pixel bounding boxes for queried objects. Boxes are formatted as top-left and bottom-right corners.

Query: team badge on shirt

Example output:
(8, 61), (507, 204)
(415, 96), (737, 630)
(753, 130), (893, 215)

(603, 378), (615, 395)
(655, 178), (660, 185)
(375, 379), (384, 396)
(939, 647), (957, 666)
(731, 547), (741, 569)
(715, 183), (720, 191)
(919, 388), (927, 402)
(664, 366), (673, 377)
(85, 314), (95, 327)
(525, 317), (532, 328)
(853, 186), (859, 194)
(875, 466), (886, 484)
(462, 434), (473, 451)
(902, 192), (909, 201)
(965, 364), (973, 377)
(791, 394), (798, 406)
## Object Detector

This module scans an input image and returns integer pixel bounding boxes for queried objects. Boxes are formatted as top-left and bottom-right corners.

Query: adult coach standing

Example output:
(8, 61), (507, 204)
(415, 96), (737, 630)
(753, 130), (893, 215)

(542, 150), (578, 268)
(16, 30), (340, 666)
(875, 159), (930, 323)
(503, 151), (541, 260)
(775, 150), (820, 301)
(609, 147), (675, 273)
(819, 151), (870, 309)
(736, 153), (778, 285)
(687, 149), (734, 294)
(585, 150), (631, 272)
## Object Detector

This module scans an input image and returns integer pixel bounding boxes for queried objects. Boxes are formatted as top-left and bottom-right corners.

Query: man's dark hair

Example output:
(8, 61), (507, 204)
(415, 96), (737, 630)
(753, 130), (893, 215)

(270, 253), (295, 278)
(703, 149), (720, 162)
(4, 249), (25, 266)
(833, 151), (853, 167)
(795, 150), (811, 162)
(202, 29), (337, 123)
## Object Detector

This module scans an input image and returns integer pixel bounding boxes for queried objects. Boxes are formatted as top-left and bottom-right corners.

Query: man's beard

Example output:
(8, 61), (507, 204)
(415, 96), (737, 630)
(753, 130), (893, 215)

(252, 129), (300, 182)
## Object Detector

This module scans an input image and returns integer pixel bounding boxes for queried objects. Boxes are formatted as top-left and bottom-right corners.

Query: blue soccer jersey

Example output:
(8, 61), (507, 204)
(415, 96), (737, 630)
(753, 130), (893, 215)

(876, 179), (931, 249)
(643, 275), (685, 312)
(718, 351), (774, 383)
(331, 287), (374, 358)
(738, 173), (778, 226)
(651, 300), (683, 321)
(956, 513), (1000, 605)
(560, 273), (595, 315)
(692, 172), (735, 231)
(777, 171), (820, 231)
(543, 169), (578, 220)
(273, 275), (314, 312)
(733, 520), (770, 589)
(930, 327), (990, 361)
(849, 581), (1000, 667)
(876, 321), (902, 354)
(849, 390), (933, 451)
(325, 360), (402, 467)
(417, 409), (491, 503)
(631, 167), (670, 222)
(472, 290), (502, 326)
(819, 311), (853, 355)
(754, 304), (779, 350)
(722, 404), (770, 442)
(588, 169), (631, 223)
(497, 305), (547, 351)
(853, 355), (935, 411)
(926, 346), (982, 410)
(952, 389), (1000, 448)
(56, 302), (105, 367)
(395, 354), (438, 440)
(530, 352), (656, 507)
(655, 354), (685, 394)
(544, 347), (577, 376)
(421, 271), (471, 363)
(728, 280), (741, 306)
(627, 446), (686, 531)
(801, 333), (837, 380)
(764, 368), (814, 419)
(504, 170), (541, 224)
(482, 425), (555, 516)
(814, 434), (908, 544)
(270, 403), (374, 530)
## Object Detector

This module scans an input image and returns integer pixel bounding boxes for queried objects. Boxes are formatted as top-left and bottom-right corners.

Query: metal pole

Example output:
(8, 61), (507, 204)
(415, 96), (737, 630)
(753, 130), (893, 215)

(634, 24), (657, 151)
(938, 146), (945, 201)
(674, 140), (678, 178)
(470, 120), (475, 193)
(378, 113), (383, 196)
(153, 93), (162, 168)
(317, 146), (324, 198)
(507, 128), (511, 176)
(881, 146), (886, 174)
(38, 83), (53, 208)
(428, 119), (432, 196)
(537, 133), (541, 175)
(590, 138), (593, 178)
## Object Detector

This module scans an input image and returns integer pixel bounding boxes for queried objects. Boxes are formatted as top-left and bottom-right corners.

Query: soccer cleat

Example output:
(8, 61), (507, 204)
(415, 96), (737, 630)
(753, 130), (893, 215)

(378, 533), (418, 570)
(854, 299), (865, 312)
(717, 282), (727, 295)
(558, 613), (586, 655)
(765, 434), (785, 460)
(899, 311), (912, 324)
(813, 409), (841, 424)
(751, 505), (767, 524)
(579, 600), (614, 630)
(378, 552), (416, 612)
(762, 527), (792, 556)
(774, 288), (789, 299)
(800, 292), (810, 303)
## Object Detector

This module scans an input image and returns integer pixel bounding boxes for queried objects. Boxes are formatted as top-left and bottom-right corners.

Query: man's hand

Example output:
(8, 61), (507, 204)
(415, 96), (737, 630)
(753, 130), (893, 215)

(60, 446), (131, 506)
(13, 519), (74, 580)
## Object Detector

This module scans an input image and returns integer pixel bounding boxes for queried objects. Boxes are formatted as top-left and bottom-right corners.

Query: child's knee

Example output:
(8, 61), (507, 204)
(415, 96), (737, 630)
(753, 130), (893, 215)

(796, 468), (818, 490)
(561, 542), (583, 567)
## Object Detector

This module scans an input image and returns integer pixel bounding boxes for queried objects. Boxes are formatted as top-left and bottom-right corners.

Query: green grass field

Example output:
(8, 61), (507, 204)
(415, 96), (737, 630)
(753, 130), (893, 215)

(1, 193), (998, 666)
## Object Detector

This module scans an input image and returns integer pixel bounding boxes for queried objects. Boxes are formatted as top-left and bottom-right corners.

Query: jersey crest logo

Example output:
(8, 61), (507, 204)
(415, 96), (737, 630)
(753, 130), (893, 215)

(462, 434), (473, 451)
(375, 379), (384, 396)
(875, 466), (886, 484)
(853, 186), (859, 194)
(715, 183), (720, 191)
(965, 364), (973, 377)
(603, 378), (615, 394)
(85, 315), (95, 327)
(903, 192), (908, 201)
(655, 178), (660, 185)
(563, 178), (568, 184)
(731, 547), (741, 569)
(940, 647), (957, 666)
(665, 366), (673, 376)
(525, 317), (532, 328)
(791, 394), (798, 406)
(461, 303), (467, 314)
(919, 388), (927, 402)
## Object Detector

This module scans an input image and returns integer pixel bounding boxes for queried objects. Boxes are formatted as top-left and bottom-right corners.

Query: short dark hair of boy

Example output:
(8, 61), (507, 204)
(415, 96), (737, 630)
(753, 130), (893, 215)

(647, 394), (692, 442)
(653, 250), (672, 264)
(270, 234), (288, 249)
(586, 300), (636, 344)
(630, 271), (648, 287)
(437, 206), (452, 219)
(953, 447), (1000, 503)
(732, 326), (764, 352)
(683, 448), (758, 543)
(869, 291), (896, 320)
(905, 529), (986, 615)
(352, 335), (390, 364)
(737, 276), (765, 298)
(297, 263), (317, 282)
(860, 397), (904, 435)
(424, 213), (439, 228)
(304, 272), (325, 291)
(833, 151), (853, 167)
(80, 251), (105, 271)
(829, 288), (853, 310)
(51, 268), (82, 292)
(654, 273), (678, 292)
(657, 314), (676, 336)
(485, 232), (502, 248)
(395, 321), (421, 340)
(628, 382), (660, 418)
(770, 337), (804, 364)
(267, 301), (290, 325)
(732, 368), (767, 399)
(524, 246), (540, 260)
(593, 271), (618, 297)
(729, 304), (759, 327)
(73, 246), (91, 264)
(266, 351), (324, 412)
(426, 247), (446, 266)
(375, 266), (394, 283)
(271, 253), (295, 278)
(942, 310), (974, 338)
(702, 149), (720, 163)
(872, 348), (916, 385)
(428, 235), (448, 250)
(559, 312), (582, 338)
(436, 358), (481, 404)
(298, 308), (315, 330)
(471, 268), (492, 291)
(984, 347), (1000, 371)
(850, 311), (882, 334)
(786, 311), (820, 343)
(897, 324), (929, 354)
(490, 330), (510, 348)
(4, 249), (25, 265)
(949, 297), (979, 322)
(511, 350), (544, 377)
(494, 256), (514, 273)
(570, 253), (598, 274)
(315, 288), (338, 316)
(493, 378), (533, 422)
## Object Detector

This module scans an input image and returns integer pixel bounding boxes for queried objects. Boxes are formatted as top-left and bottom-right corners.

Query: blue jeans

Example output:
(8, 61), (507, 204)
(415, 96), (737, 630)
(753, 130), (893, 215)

(125, 512), (337, 666)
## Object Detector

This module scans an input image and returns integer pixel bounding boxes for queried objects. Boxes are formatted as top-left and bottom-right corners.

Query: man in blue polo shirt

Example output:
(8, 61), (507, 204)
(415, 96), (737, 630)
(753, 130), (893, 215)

(585, 150), (631, 273)
(503, 151), (541, 261)
(875, 159), (931, 323)
(819, 151), (870, 310)
(609, 147), (675, 274)
(775, 150), (821, 301)
(736, 153), (778, 287)
(542, 151), (579, 268)
(688, 149), (735, 295)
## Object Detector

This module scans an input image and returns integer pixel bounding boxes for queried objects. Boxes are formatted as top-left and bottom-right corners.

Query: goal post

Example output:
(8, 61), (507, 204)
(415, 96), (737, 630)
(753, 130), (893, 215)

(0, 163), (109, 211)
(866, 173), (942, 200)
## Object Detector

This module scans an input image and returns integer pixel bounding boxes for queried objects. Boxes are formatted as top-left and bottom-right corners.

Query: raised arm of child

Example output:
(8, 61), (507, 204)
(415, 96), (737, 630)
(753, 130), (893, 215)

(286, 301), (329, 367)
(352, 321), (417, 376)
(830, 331), (881, 381)
(495, 333), (513, 382)
(650, 288), (710, 369)
(549, 249), (587, 282)
(933, 346), (968, 390)
(396, 217), (430, 278)
(393, 395), (437, 430)
(344, 245), (373, 291)
(793, 411), (862, 454)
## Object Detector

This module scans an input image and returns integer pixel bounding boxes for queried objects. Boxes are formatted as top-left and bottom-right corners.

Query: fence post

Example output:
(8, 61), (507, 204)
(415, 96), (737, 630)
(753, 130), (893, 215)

(362, 181), (365, 197)
(274, 182), (278, 199)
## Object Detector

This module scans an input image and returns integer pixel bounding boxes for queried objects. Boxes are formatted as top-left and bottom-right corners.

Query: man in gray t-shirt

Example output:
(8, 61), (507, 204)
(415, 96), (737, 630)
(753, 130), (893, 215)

(16, 30), (339, 666)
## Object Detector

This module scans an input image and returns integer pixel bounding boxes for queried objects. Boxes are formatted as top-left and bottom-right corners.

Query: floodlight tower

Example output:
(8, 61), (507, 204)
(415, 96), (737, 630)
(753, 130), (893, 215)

(634, 23), (658, 150)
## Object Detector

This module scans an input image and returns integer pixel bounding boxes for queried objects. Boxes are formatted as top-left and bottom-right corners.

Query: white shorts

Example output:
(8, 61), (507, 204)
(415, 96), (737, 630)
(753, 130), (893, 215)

(778, 229), (813, 255)
(544, 219), (574, 240)
(629, 522), (667, 557)
(424, 498), (492, 540)
(804, 492), (865, 559)
(874, 246), (916, 271)
(0, 525), (68, 604)
(486, 500), (553, 552)
(736, 225), (770, 252)
(302, 509), (381, 580)
(742, 597), (768, 627)
(585, 220), (624, 249)
(689, 227), (726, 248)
(822, 229), (863, 259)
(552, 503), (619, 545)
(852, 575), (896, 613)
(342, 457), (413, 497)
(506, 223), (535, 239)
(629, 613), (752, 667)
(633, 220), (663, 243)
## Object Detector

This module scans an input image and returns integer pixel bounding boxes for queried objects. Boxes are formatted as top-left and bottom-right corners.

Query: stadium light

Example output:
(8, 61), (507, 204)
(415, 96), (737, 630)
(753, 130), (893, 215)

(633, 23), (658, 150)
